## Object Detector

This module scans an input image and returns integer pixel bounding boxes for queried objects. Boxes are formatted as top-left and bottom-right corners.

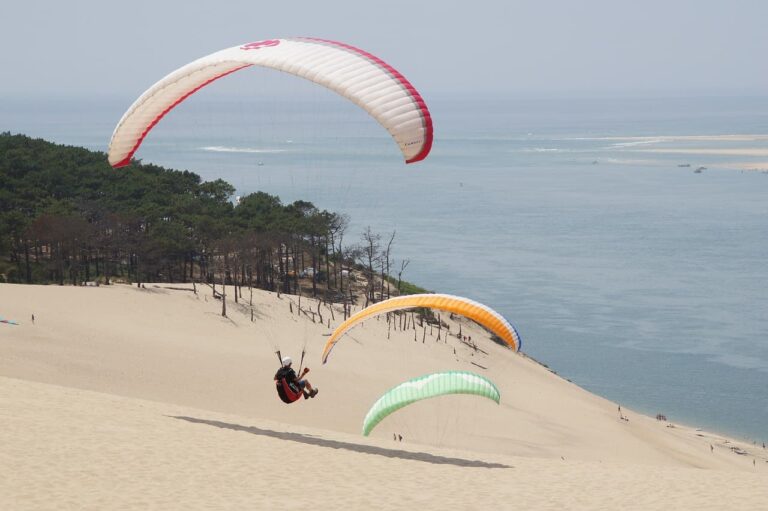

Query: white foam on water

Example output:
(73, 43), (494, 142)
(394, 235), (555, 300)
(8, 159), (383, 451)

(200, 146), (288, 154)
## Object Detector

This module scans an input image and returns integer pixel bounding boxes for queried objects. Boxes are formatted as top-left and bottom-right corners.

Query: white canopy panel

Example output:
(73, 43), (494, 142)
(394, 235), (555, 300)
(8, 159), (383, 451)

(108, 38), (433, 167)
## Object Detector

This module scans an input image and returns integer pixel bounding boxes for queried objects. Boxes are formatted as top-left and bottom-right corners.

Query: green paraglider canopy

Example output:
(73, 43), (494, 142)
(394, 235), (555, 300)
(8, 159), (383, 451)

(362, 371), (500, 436)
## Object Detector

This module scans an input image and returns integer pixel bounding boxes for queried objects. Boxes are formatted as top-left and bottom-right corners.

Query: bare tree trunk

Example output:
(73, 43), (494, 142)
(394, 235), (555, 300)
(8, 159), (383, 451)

(397, 259), (410, 294)
(311, 236), (318, 298)
(292, 245), (299, 295)
(324, 236), (330, 292)
(221, 278), (227, 317)
(24, 240), (32, 284)
(382, 231), (395, 300)
(360, 226), (381, 306)
(233, 269), (238, 304)
(337, 233), (344, 293)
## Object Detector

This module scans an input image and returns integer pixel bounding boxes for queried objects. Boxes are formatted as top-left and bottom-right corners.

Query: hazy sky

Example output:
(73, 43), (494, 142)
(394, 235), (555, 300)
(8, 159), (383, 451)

(1, 0), (766, 98)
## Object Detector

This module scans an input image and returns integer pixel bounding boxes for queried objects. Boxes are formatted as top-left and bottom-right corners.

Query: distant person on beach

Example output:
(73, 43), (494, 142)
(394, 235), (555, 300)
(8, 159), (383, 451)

(274, 356), (318, 400)
(31, 314), (35, 325)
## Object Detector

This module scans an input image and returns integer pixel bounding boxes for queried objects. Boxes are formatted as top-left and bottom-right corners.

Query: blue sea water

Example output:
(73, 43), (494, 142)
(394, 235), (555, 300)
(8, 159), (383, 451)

(2, 93), (767, 442)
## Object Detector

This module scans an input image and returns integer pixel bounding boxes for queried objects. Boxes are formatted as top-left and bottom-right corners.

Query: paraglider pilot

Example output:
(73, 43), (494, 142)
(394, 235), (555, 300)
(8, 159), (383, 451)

(275, 356), (318, 401)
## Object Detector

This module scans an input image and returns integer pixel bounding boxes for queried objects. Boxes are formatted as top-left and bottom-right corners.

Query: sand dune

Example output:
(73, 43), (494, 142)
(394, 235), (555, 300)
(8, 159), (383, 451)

(1, 283), (766, 508)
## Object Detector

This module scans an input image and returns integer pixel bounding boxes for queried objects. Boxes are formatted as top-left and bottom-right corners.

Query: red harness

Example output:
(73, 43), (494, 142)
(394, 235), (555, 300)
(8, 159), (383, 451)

(276, 377), (303, 404)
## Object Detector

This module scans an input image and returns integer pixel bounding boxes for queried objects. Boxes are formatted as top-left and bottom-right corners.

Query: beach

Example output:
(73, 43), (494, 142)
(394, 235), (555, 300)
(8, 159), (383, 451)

(1, 282), (766, 509)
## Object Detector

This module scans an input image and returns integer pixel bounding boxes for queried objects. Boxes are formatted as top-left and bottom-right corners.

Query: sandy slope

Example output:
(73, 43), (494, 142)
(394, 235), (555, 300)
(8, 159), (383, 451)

(2, 377), (767, 511)
(1, 283), (766, 508)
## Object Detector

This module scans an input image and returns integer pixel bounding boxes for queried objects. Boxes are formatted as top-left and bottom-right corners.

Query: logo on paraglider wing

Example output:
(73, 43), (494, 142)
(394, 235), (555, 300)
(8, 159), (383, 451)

(241, 39), (281, 50)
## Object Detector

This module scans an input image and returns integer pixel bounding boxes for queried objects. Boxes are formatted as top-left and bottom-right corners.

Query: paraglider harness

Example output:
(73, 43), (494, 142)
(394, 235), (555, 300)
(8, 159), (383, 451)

(274, 349), (306, 404)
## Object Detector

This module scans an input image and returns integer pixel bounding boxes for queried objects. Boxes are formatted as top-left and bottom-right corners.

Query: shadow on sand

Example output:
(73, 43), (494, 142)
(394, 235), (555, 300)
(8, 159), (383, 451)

(171, 415), (510, 469)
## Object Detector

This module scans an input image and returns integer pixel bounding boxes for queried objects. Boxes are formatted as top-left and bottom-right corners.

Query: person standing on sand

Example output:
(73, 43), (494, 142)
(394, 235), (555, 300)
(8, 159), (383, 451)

(31, 313), (35, 325)
(274, 356), (318, 399)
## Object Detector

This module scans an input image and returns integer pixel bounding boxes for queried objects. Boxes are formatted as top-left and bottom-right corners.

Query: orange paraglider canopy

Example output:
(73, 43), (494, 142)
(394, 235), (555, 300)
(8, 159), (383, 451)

(321, 294), (521, 363)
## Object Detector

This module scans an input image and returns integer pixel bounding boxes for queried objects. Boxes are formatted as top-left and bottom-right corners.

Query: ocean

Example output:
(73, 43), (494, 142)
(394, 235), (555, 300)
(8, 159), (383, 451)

(2, 92), (767, 442)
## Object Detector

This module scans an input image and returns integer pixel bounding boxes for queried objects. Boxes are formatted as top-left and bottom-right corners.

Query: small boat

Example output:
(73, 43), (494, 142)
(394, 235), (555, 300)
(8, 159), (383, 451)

(678, 163), (691, 167)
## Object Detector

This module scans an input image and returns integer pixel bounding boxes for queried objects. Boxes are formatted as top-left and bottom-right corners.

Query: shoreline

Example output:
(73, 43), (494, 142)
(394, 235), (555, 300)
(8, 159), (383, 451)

(520, 349), (765, 449)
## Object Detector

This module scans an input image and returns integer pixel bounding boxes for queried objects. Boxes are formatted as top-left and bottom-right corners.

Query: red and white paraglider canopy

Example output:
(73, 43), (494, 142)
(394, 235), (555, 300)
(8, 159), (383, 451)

(108, 37), (433, 168)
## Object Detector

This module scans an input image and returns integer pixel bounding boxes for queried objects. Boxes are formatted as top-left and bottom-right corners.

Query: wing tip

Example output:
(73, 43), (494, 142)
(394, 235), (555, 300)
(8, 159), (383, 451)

(405, 132), (433, 164)
(111, 156), (132, 169)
